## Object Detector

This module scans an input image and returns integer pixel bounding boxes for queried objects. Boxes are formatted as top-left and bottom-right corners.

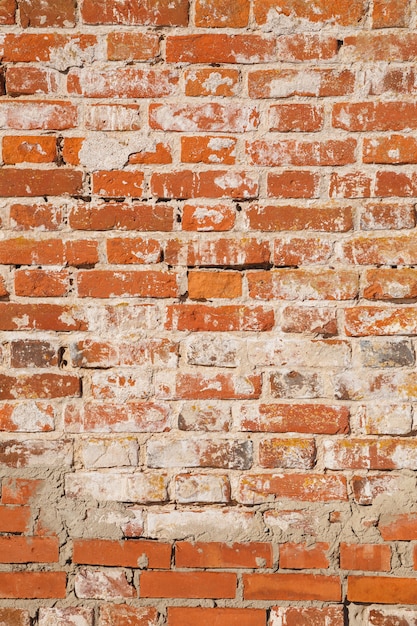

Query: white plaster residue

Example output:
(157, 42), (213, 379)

(48, 38), (98, 71)
(262, 7), (323, 34)
(12, 314), (30, 330)
(207, 137), (235, 151)
(9, 401), (54, 432)
(269, 72), (321, 98)
(79, 133), (147, 171)
(192, 206), (224, 226)
(202, 72), (234, 94)
(391, 444), (417, 469)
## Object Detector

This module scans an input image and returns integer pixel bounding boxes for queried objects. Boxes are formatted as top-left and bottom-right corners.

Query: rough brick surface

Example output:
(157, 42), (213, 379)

(0, 0), (416, 621)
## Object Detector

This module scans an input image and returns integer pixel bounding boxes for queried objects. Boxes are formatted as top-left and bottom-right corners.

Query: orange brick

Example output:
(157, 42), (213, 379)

(81, 0), (189, 25)
(195, 0), (249, 27)
(269, 104), (324, 132)
(0, 0), (16, 24)
(107, 32), (160, 61)
(181, 136), (237, 165)
(184, 69), (240, 97)
(140, 571), (237, 598)
(0, 537), (58, 563)
(249, 69), (355, 98)
(168, 608), (265, 626)
(0, 572), (66, 598)
(99, 604), (158, 626)
(15, 269), (69, 297)
(238, 474), (348, 504)
(340, 543), (391, 571)
(166, 34), (275, 64)
(92, 171), (144, 198)
(19, 0), (75, 27)
(280, 543), (329, 569)
(69, 203), (174, 231)
(0, 169), (82, 197)
(166, 304), (274, 332)
(77, 270), (178, 298)
(6, 67), (58, 96)
(254, 0), (366, 26)
(182, 204), (235, 231)
(348, 576), (417, 604)
(267, 171), (320, 199)
(379, 513), (417, 540)
(188, 271), (242, 299)
(1, 478), (43, 504)
(73, 539), (171, 568)
(0, 506), (30, 532)
(373, 0), (410, 28)
(243, 573), (341, 601)
(68, 68), (178, 98)
(246, 204), (353, 232)
(175, 542), (272, 568)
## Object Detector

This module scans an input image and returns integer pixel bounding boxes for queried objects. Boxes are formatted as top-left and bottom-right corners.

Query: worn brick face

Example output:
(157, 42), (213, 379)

(0, 0), (414, 621)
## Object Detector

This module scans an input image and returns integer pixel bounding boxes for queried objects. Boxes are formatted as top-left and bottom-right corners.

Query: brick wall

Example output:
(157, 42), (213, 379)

(1, 0), (417, 624)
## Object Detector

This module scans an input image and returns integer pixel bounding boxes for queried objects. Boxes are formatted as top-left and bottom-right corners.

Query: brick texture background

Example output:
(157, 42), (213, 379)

(1, 0), (417, 623)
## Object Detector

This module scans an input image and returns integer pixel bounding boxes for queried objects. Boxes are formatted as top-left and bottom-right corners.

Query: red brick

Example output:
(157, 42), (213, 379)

(92, 171), (144, 198)
(0, 0), (15, 24)
(269, 104), (324, 132)
(1, 478), (43, 504)
(363, 268), (417, 301)
(195, 0), (249, 27)
(99, 604), (158, 626)
(166, 34), (275, 64)
(107, 32), (160, 61)
(0, 608), (29, 626)
(361, 203), (416, 230)
(166, 304), (274, 332)
(259, 438), (316, 469)
(77, 270), (178, 298)
(182, 203), (235, 231)
(248, 269), (358, 301)
(341, 235), (417, 265)
(184, 69), (240, 97)
(246, 204), (353, 232)
(0, 572), (66, 598)
(73, 539), (171, 568)
(0, 373), (80, 399)
(364, 135), (417, 164)
(166, 237), (269, 267)
(345, 306), (417, 336)
(3, 34), (97, 63)
(324, 438), (417, 469)
(68, 68), (178, 98)
(20, 0), (75, 27)
(140, 571), (237, 598)
(0, 303), (87, 331)
(129, 144), (172, 165)
(9, 203), (62, 231)
(161, 373), (261, 400)
(69, 203), (174, 231)
(280, 543), (329, 569)
(273, 237), (332, 265)
(107, 238), (162, 264)
(0, 169), (83, 197)
(0, 537), (58, 563)
(151, 170), (258, 200)
(343, 32), (417, 61)
(0, 506), (30, 532)
(247, 138), (356, 167)
(150, 104), (259, 132)
(254, 0), (366, 26)
(3, 136), (57, 164)
(15, 269), (69, 297)
(243, 573), (341, 601)
(330, 171), (372, 198)
(376, 171), (417, 197)
(175, 541), (272, 568)
(0, 101), (77, 130)
(278, 34), (339, 61)
(81, 0), (189, 25)
(66, 402), (169, 434)
(267, 171), (320, 199)
(5, 67), (59, 96)
(379, 513), (417, 540)
(168, 608), (265, 626)
(281, 306), (338, 335)
(238, 474), (348, 504)
(352, 474), (407, 506)
(10, 341), (58, 368)
(249, 69), (355, 98)
(340, 543), (391, 571)
(188, 271), (242, 299)
(373, 0), (410, 28)
(75, 568), (135, 599)
(333, 102), (417, 131)
(348, 576), (417, 604)
(269, 607), (344, 626)
(237, 403), (349, 434)
(181, 136), (237, 165)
